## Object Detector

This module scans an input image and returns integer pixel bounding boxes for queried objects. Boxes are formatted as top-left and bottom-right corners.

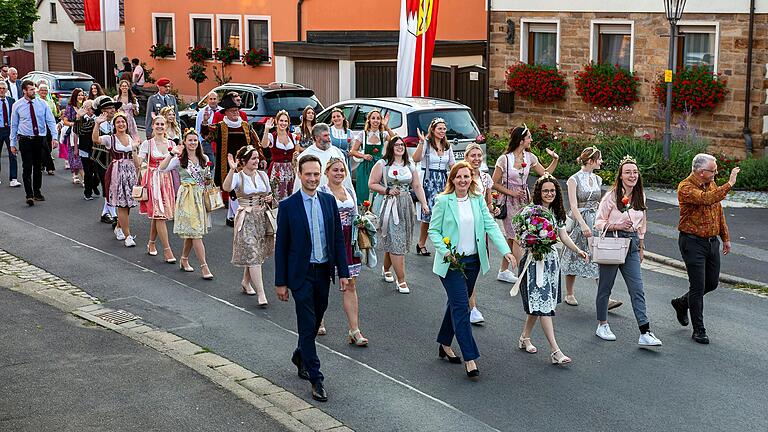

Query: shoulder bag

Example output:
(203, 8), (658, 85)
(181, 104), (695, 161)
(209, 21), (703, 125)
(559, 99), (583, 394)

(494, 154), (509, 220)
(260, 171), (278, 236)
(588, 213), (632, 265)
(131, 138), (149, 201)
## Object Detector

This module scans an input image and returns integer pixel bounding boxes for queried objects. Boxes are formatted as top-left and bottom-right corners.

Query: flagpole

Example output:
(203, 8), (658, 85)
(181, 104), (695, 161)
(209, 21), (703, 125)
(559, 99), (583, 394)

(102, 0), (108, 90)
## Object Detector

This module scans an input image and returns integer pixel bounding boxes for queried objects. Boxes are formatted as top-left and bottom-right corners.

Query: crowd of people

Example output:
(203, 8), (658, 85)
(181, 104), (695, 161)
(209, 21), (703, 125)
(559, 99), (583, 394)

(0, 73), (740, 402)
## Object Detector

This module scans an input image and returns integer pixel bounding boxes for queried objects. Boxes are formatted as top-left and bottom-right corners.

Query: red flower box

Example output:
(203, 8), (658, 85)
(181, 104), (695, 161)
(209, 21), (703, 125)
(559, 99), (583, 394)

(574, 62), (639, 108)
(505, 62), (568, 103)
(652, 66), (728, 114)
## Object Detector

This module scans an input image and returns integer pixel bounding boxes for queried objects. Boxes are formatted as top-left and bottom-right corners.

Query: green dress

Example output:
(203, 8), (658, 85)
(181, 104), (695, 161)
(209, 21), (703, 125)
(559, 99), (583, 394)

(355, 130), (388, 205)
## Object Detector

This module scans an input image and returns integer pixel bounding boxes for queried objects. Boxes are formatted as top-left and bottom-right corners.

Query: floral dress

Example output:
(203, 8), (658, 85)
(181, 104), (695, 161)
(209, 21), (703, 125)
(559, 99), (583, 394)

(561, 170), (602, 279)
(354, 130), (388, 205)
(162, 157), (211, 239)
(496, 151), (539, 240)
(266, 132), (296, 201)
(374, 160), (416, 255)
(231, 170), (274, 266)
(63, 105), (83, 172)
(418, 142), (455, 223)
(139, 139), (176, 220)
(320, 185), (361, 278)
(98, 135), (138, 208)
(120, 101), (140, 140)
(518, 210), (563, 316)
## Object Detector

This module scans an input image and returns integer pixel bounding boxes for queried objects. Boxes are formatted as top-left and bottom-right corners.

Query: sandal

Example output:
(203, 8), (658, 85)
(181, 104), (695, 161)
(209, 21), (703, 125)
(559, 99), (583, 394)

(550, 349), (572, 365)
(163, 247), (177, 264)
(200, 263), (214, 280)
(179, 256), (194, 272)
(396, 281), (410, 294)
(348, 329), (369, 347)
(415, 245), (431, 256)
(381, 267), (395, 283)
(317, 319), (327, 336)
(146, 240), (158, 256)
(518, 336), (537, 354)
(565, 295), (579, 306)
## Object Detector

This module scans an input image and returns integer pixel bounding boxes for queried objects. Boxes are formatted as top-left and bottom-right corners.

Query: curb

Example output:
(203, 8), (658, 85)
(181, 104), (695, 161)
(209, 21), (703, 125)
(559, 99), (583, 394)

(0, 249), (353, 432)
(644, 250), (768, 292)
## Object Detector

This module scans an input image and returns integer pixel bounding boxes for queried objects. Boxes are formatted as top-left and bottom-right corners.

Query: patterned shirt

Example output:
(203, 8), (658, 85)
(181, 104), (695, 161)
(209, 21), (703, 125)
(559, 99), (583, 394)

(677, 174), (730, 242)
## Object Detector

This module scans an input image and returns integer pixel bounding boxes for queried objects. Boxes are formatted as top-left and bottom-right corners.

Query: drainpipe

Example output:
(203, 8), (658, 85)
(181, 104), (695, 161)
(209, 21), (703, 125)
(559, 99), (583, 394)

(743, 0), (755, 156)
(297, 0), (305, 42)
(485, 0), (492, 132)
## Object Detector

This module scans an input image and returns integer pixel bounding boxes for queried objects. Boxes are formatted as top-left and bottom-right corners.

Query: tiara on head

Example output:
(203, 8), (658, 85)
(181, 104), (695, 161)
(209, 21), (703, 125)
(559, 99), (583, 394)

(539, 172), (556, 181)
(430, 117), (446, 128)
(620, 155), (638, 165)
(325, 157), (346, 172)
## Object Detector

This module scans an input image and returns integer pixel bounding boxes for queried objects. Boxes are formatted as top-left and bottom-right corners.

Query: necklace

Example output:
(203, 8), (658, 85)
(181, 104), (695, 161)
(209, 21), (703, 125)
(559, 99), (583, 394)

(457, 195), (469, 202)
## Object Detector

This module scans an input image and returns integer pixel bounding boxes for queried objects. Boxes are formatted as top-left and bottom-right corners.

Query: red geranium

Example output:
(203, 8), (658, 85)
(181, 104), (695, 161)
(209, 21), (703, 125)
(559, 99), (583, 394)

(652, 65), (728, 114)
(392, 170), (398, 176)
(505, 62), (568, 103)
(574, 62), (639, 107)
(206, 161), (213, 167)
(373, 148), (379, 153)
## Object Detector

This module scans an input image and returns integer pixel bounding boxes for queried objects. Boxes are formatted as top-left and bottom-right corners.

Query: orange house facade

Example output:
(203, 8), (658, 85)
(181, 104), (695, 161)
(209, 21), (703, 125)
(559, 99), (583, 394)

(123, 0), (487, 103)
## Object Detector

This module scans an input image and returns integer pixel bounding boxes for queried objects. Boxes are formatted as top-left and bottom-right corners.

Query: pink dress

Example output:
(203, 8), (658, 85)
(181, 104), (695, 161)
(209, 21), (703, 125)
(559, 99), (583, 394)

(139, 138), (176, 220)
(495, 151), (539, 240)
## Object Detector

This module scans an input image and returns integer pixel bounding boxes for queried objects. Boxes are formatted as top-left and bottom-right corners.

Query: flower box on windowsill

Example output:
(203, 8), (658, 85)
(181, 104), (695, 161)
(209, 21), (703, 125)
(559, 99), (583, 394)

(149, 44), (175, 59)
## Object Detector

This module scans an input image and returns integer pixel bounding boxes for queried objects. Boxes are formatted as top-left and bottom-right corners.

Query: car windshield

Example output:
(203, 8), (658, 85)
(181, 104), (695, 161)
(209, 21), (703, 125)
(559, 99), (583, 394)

(409, 109), (480, 140)
(56, 79), (94, 92)
(263, 90), (322, 113)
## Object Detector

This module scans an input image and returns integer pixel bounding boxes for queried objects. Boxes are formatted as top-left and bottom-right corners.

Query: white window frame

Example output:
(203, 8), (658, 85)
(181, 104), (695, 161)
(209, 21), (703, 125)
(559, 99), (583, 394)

(216, 14), (243, 64)
(244, 15), (272, 66)
(189, 14), (215, 62)
(519, 18), (560, 67)
(676, 21), (720, 73)
(152, 13), (177, 59)
(589, 19), (634, 72)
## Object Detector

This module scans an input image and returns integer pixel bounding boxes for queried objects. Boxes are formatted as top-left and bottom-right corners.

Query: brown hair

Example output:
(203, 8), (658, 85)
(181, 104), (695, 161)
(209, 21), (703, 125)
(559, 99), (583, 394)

(330, 107), (349, 132)
(300, 106), (316, 139)
(504, 125), (531, 154)
(577, 146), (602, 165)
(427, 118), (449, 152)
(382, 135), (411, 167)
(531, 175), (566, 223)
(274, 110), (290, 130)
(179, 130), (206, 169)
(68, 88), (83, 107)
(363, 110), (384, 134)
(298, 154), (322, 173)
(442, 161), (479, 196)
(612, 160), (647, 211)
(235, 145), (265, 168)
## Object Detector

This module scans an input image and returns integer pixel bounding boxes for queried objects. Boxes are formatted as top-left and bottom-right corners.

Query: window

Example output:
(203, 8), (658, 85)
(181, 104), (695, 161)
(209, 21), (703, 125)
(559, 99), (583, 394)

(382, 109), (403, 129)
(219, 17), (241, 50)
(152, 14), (176, 55)
(190, 15), (214, 58)
(591, 22), (634, 71)
(50, 3), (57, 23)
(677, 24), (718, 72)
(351, 105), (378, 130)
(246, 17), (271, 60)
(521, 20), (559, 67)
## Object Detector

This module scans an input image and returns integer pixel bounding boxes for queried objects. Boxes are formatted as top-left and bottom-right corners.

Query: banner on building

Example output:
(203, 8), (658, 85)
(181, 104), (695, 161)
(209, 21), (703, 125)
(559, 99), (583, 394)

(397, 0), (440, 97)
(84, 0), (120, 32)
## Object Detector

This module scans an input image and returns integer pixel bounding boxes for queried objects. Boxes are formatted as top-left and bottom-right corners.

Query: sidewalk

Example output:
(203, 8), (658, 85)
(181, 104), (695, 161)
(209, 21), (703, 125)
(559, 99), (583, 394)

(0, 286), (290, 432)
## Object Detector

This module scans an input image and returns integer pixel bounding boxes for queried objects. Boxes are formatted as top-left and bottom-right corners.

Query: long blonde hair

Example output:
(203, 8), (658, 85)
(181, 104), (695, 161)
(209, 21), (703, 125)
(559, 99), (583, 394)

(442, 161), (479, 196)
(159, 106), (181, 137)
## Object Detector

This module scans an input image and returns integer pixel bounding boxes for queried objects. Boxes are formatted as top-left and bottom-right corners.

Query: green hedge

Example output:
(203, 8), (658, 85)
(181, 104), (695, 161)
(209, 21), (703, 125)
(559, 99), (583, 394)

(486, 128), (768, 191)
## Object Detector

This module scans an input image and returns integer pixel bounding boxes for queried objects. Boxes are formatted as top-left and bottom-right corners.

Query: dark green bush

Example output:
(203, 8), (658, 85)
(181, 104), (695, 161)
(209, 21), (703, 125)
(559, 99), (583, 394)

(734, 157), (768, 191)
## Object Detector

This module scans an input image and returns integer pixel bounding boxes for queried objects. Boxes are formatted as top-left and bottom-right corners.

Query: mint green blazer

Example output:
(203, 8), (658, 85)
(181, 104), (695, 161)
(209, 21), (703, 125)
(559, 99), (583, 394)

(427, 192), (512, 278)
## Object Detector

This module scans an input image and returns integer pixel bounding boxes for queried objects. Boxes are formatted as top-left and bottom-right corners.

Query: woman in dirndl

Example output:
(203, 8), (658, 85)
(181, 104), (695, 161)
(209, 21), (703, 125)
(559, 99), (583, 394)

(413, 118), (455, 257)
(139, 115), (177, 264)
(222, 145), (274, 307)
(295, 105), (316, 150)
(261, 109), (296, 201)
(349, 110), (392, 205)
(329, 108), (354, 169)
(92, 112), (141, 247)
(159, 129), (214, 280)
(61, 88), (85, 184)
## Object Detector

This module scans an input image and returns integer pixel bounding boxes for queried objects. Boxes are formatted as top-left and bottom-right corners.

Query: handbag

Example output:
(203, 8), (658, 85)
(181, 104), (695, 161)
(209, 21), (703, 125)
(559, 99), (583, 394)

(132, 167), (148, 201)
(265, 203), (278, 236)
(588, 218), (632, 265)
(494, 154), (509, 220)
(204, 186), (225, 212)
(357, 229), (372, 249)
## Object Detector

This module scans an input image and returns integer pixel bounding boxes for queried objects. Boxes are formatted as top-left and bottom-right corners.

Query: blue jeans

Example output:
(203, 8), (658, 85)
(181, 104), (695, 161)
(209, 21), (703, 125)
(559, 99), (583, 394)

(596, 232), (648, 326)
(0, 127), (17, 180)
(436, 254), (481, 361)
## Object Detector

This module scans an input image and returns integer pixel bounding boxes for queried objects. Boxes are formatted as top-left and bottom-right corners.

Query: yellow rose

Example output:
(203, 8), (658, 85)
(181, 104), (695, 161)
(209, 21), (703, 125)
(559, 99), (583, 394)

(443, 237), (451, 245)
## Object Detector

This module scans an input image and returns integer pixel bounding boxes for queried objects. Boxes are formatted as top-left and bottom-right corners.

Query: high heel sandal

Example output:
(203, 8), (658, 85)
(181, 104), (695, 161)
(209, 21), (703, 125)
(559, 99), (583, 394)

(518, 336), (538, 354)
(381, 267), (395, 283)
(163, 247), (177, 264)
(200, 263), (214, 280)
(438, 345), (462, 364)
(465, 362), (480, 378)
(550, 349), (572, 365)
(348, 329), (369, 347)
(394, 276), (410, 294)
(415, 244), (431, 256)
(146, 240), (158, 256)
(317, 320), (327, 336)
(179, 256), (194, 272)
(240, 281), (256, 295)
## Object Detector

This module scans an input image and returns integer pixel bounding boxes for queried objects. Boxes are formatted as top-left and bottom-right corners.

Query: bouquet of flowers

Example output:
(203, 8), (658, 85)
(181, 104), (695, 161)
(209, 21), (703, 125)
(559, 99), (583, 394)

(442, 237), (467, 278)
(511, 204), (559, 261)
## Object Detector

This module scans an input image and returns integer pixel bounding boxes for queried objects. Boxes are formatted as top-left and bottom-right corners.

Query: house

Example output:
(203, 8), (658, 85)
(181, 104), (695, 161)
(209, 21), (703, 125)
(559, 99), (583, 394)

(32, 0), (126, 72)
(123, 0), (486, 106)
(1, 35), (36, 77)
(489, 1), (767, 157)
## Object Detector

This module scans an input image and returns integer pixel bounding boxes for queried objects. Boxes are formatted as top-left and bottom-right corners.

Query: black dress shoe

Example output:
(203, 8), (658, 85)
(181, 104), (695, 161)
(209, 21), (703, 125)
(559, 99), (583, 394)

(311, 381), (328, 402)
(100, 214), (113, 224)
(438, 345), (462, 364)
(93, 187), (100, 196)
(671, 298), (689, 327)
(692, 330), (710, 344)
(33, 195), (45, 201)
(226, 218), (235, 227)
(291, 351), (310, 381)
(465, 364), (480, 378)
(26, 198), (35, 206)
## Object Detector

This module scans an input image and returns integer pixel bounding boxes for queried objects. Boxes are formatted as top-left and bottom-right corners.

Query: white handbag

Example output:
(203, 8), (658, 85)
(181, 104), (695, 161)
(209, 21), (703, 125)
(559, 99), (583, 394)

(588, 222), (631, 265)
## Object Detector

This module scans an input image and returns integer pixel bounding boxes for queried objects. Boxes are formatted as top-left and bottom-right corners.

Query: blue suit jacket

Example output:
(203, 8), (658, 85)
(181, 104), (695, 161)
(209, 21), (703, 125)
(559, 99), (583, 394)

(275, 190), (350, 289)
(0, 96), (14, 128)
(4, 80), (21, 105)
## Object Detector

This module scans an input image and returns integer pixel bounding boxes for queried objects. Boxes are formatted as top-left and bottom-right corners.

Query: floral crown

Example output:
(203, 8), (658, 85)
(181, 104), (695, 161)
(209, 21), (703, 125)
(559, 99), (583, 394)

(620, 155), (638, 165)
(182, 127), (197, 137)
(539, 172), (556, 181)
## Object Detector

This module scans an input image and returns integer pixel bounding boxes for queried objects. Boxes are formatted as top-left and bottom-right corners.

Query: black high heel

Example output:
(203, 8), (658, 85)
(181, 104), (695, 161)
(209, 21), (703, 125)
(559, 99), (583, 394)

(438, 345), (462, 364)
(465, 362), (480, 378)
(416, 245), (431, 256)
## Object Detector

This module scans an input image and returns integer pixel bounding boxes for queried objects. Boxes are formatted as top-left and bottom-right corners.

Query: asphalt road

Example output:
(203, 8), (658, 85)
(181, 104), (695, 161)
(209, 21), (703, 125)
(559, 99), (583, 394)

(1, 161), (766, 432)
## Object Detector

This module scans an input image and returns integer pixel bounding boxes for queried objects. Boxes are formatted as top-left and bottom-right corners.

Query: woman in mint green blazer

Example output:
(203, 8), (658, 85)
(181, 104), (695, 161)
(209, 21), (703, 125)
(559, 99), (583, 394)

(428, 161), (515, 378)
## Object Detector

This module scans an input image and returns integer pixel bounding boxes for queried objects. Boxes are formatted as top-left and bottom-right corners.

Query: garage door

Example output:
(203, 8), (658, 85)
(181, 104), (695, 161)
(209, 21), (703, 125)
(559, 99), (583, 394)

(47, 41), (74, 71)
(293, 58), (339, 106)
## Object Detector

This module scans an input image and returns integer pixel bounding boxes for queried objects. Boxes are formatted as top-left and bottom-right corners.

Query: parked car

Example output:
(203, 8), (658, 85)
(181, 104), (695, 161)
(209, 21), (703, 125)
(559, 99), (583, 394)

(316, 97), (487, 174)
(179, 82), (324, 135)
(20, 71), (95, 108)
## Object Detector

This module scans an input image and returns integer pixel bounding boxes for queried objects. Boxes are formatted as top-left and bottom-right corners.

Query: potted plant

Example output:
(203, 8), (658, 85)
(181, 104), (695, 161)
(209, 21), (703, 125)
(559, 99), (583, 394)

(653, 65), (728, 114)
(187, 45), (212, 63)
(574, 62), (639, 108)
(242, 48), (270, 67)
(215, 46), (240, 65)
(505, 62), (568, 103)
(149, 43), (175, 59)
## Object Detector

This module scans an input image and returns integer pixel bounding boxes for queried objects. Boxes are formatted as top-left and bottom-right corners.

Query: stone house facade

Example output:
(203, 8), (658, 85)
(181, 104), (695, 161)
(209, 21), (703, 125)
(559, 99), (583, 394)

(488, 1), (767, 158)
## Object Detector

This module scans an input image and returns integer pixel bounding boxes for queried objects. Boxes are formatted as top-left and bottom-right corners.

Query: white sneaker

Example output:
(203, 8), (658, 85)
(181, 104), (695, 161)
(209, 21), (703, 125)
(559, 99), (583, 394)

(638, 332), (663, 346)
(124, 236), (136, 247)
(9, 179), (21, 187)
(470, 307), (485, 324)
(596, 323), (617, 341)
(497, 269), (518, 284)
(114, 227), (126, 241)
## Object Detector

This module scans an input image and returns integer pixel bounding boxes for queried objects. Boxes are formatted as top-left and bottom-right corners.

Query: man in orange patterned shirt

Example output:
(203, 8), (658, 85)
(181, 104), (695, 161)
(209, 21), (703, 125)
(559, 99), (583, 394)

(672, 153), (740, 344)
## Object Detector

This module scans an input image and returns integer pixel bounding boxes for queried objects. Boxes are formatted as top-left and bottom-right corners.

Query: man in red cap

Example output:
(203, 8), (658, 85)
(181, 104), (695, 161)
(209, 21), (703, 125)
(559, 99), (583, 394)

(144, 77), (179, 139)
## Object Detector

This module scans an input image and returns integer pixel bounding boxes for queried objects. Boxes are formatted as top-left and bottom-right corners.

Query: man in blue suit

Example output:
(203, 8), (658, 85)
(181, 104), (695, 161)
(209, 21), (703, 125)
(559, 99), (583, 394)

(275, 153), (349, 402)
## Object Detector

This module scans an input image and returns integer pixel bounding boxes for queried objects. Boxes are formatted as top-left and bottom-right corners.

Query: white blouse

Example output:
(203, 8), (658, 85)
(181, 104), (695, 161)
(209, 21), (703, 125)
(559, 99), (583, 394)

(330, 126), (351, 140)
(456, 198), (477, 255)
(379, 160), (415, 185)
(422, 142), (456, 171)
(268, 133), (295, 150)
(230, 170), (269, 194)
(139, 139), (172, 159)
(98, 135), (134, 152)
(474, 171), (493, 196)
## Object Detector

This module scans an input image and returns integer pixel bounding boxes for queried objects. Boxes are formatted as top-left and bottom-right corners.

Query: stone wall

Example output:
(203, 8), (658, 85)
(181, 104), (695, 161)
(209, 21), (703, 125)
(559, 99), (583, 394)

(489, 11), (768, 158)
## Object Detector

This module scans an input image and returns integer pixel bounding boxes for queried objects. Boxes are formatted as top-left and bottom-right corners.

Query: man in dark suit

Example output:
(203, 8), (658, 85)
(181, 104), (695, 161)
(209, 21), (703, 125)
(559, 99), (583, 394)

(4, 67), (22, 102)
(0, 81), (19, 186)
(274, 154), (349, 402)
(144, 77), (179, 138)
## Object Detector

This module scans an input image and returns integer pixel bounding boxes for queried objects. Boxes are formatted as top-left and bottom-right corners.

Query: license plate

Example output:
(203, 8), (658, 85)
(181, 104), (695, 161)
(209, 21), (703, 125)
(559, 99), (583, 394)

(454, 151), (464, 160)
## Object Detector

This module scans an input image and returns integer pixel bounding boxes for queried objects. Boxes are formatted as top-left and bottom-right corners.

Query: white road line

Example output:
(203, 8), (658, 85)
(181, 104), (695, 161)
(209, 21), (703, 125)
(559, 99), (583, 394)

(0, 209), (501, 432)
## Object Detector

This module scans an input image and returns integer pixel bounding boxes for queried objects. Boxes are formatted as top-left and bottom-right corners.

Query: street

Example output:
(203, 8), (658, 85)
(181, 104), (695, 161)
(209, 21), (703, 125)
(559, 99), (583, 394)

(1, 162), (767, 432)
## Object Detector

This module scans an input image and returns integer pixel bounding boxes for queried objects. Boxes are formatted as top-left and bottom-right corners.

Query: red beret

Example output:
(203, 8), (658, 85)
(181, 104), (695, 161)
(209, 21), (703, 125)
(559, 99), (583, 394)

(156, 78), (171, 87)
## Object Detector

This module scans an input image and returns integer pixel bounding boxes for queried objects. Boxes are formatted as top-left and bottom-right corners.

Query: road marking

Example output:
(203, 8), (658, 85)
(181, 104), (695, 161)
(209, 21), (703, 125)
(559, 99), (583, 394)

(0, 209), (501, 432)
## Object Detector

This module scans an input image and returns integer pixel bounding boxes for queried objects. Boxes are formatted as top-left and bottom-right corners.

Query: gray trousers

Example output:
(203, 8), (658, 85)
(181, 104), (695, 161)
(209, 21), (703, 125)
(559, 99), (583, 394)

(596, 232), (649, 326)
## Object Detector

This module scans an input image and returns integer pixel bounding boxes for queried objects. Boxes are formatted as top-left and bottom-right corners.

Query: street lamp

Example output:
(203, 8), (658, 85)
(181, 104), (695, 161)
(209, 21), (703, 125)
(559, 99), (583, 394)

(662, 0), (687, 160)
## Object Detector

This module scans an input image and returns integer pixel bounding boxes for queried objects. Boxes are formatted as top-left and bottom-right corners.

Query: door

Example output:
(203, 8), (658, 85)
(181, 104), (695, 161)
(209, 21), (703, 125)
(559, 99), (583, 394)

(293, 58), (339, 106)
(47, 41), (74, 71)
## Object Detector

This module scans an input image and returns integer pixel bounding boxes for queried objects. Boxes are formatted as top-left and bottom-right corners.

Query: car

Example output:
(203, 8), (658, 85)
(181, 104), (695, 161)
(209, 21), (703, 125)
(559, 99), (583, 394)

(316, 97), (487, 173)
(20, 71), (95, 108)
(179, 82), (324, 135)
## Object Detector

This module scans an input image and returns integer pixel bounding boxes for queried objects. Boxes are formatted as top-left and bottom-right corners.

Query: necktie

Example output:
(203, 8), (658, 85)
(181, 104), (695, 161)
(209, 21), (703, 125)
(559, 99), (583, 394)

(1, 99), (7, 128)
(311, 196), (324, 262)
(29, 100), (39, 135)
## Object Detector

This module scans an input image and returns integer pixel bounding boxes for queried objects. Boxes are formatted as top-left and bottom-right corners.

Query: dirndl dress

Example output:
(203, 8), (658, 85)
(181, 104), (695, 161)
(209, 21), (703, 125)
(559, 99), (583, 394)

(104, 149), (138, 208)
(173, 161), (210, 239)
(231, 171), (275, 266)
(321, 185), (361, 277)
(140, 139), (176, 219)
(561, 171), (602, 279)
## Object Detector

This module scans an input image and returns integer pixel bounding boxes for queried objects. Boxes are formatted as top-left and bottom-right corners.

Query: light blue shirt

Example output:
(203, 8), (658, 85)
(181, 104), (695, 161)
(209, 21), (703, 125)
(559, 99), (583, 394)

(301, 189), (327, 264)
(0, 97), (11, 128)
(10, 96), (58, 147)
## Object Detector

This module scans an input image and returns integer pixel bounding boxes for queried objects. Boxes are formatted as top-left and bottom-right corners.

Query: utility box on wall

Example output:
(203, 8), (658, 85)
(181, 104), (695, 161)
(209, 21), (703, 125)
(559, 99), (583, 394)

(498, 90), (514, 113)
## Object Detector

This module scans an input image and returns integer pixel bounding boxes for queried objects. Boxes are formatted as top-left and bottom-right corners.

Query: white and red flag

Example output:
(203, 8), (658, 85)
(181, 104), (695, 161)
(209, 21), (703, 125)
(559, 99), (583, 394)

(84, 0), (120, 32)
(397, 0), (440, 97)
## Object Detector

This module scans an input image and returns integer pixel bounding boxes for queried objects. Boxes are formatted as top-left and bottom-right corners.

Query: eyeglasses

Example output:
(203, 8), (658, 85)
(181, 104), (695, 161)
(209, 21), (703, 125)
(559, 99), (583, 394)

(702, 168), (719, 174)
(541, 189), (557, 195)
(393, 143), (405, 147)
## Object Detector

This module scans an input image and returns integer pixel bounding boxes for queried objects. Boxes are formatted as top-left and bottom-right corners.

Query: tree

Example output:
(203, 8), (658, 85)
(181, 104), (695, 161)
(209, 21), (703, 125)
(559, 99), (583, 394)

(0, 0), (38, 48)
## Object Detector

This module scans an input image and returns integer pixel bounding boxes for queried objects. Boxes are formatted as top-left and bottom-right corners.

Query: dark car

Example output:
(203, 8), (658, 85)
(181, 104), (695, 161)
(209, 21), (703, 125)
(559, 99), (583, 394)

(179, 82), (324, 135)
(20, 71), (95, 108)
